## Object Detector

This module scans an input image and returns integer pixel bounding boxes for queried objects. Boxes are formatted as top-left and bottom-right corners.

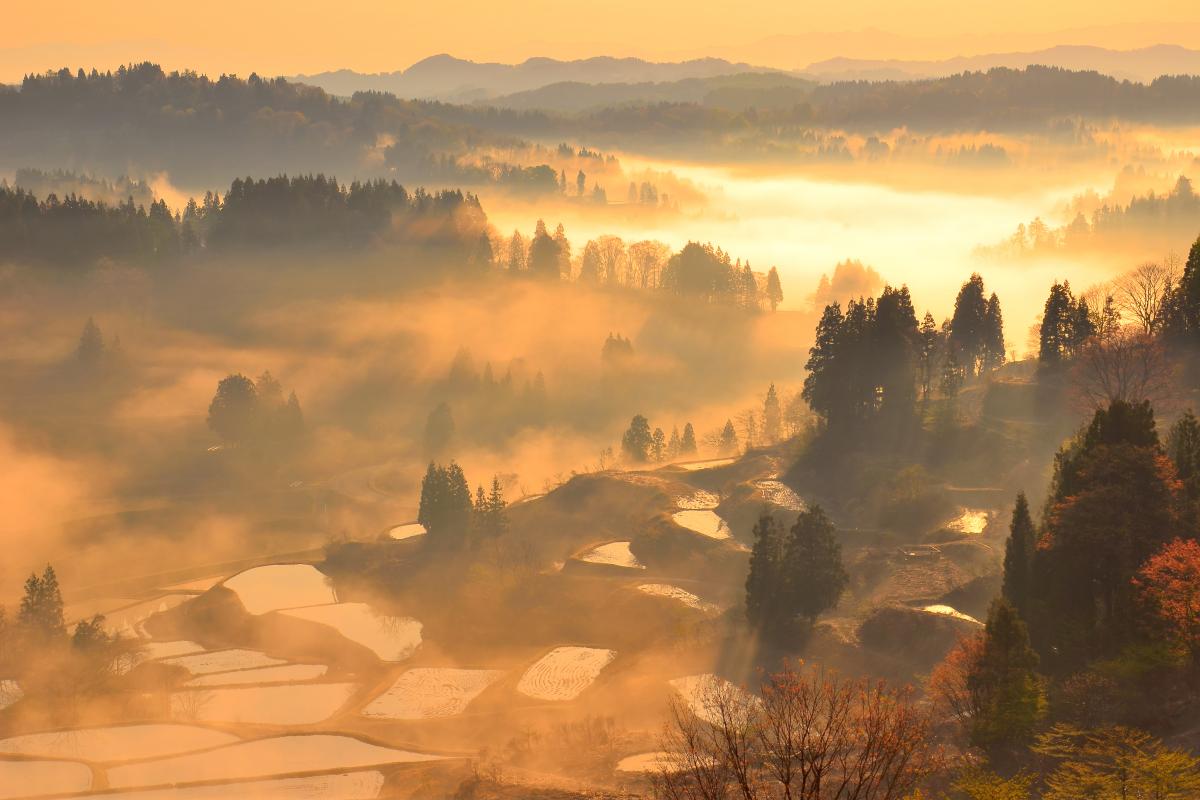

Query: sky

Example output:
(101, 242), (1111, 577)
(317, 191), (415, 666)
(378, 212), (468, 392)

(4, 1), (1200, 81)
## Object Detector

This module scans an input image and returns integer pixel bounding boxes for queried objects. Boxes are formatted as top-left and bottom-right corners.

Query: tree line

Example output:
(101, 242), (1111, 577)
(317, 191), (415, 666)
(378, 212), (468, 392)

(803, 274), (1004, 436)
(0, 175), (488, 267)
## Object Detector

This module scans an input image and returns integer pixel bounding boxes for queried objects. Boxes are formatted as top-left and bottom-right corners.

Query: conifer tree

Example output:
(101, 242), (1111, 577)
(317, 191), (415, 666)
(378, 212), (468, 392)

(621, 414), (653, 462)
(967, 598), (1043, 750)
(745, 513), (786, 636)
(763, 384), (782, 443)
(718, 419), (739, 456)
(765, 266), (783, 311)
(76, 317), (104, 367)
(651, 427), (666, 462)
(680, 423), (698, 455)
(1002, 492), (1036, 618)
(782, 505), (848, 626)
(667, 426), (681, 460)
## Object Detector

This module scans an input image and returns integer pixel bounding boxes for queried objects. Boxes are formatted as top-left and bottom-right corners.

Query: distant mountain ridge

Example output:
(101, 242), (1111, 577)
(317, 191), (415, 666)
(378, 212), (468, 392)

(289, 54), (775, 101)
(801, 44), (1200, 84)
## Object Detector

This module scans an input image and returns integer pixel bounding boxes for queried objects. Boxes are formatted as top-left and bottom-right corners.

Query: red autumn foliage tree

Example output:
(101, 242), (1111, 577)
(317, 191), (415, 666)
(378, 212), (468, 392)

(1135, 537), (1200, 669)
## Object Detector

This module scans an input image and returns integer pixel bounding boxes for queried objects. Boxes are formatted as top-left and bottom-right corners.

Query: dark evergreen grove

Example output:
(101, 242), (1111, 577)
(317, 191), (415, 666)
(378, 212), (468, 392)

(0, 176), (487, 267)
(801, 275), (1005, 436)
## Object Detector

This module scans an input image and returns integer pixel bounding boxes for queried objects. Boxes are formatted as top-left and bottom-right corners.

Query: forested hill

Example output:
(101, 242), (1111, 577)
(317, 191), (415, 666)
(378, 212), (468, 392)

(0, 63), (507, 185)
(444, 65), (1200, 132)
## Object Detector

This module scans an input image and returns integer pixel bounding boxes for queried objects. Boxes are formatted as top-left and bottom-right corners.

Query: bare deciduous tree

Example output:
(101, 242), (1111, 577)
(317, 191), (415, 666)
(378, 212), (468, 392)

(651, 666), (939, 800)
(1114, 260), (1179, 334)
(1071, 329), (1175, 410)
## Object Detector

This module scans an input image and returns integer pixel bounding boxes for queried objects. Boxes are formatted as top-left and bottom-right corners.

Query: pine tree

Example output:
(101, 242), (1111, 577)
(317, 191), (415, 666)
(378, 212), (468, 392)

(984, 292), (1005, 370)
(667, 426), (681, 460)
(207, 374), (258, 443)
(918, 312), (939, 401)
(1002, 492), (1036, 618)
(651, 427), (666, 462)
(745, 513), (786, 636)
(680, 423), (697, 455)
(968, 598), (1043, 750)
(76, 317), (104, 367)
(949, 274), (989, 376)
(487, 476), (508, 537)
(621, 415), (653, 462)
(763, 384), (782, 443)
(765, 267), (783, 311)
(782, 505), (848, 625)
(1038, 281), (1077, 371)
(507, 230), (526, 273)
(18, 565), (65, 642)
(1167, 410), (1200, 524)
(718, 420), (738, 456)
(802, 303), (845, 424)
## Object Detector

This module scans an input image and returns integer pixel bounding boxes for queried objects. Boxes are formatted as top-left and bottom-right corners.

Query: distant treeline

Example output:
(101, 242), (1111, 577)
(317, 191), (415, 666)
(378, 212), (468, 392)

(983, 175), (1200, 257)
(0, 63), (503, 184)
(0, 175), (488, 266)
(422, 66), (1200, 135)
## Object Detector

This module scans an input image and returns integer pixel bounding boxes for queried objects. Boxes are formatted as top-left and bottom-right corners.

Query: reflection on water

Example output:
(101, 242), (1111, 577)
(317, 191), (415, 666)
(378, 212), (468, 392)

(672, 510), (732, 540)
(86, 771), (386, 800)
(0, 724), (238, 762)
(106, 734), (443, 787)
(578, 541), (644, 569)
(170, 683), (357, 725)
(222, 564), (337, 615)
(280, 603), (423, 662)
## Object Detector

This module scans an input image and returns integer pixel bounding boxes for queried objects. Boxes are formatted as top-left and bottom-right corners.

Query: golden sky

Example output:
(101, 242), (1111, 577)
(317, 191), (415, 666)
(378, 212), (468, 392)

(4, 1), (1200, 81)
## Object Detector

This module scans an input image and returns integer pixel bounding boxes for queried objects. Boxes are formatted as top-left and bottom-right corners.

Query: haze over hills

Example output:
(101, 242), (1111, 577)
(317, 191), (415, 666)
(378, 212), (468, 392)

(803, 44), (1200, 83)
(289, 54), (774, 101)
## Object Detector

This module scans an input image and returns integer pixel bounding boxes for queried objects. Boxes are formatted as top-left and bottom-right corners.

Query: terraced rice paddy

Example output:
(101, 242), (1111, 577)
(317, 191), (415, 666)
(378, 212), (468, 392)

(517, 646), (617, 701)
(922, 605), (983, 625)
(0, 724), (238, 762)
(615, 751), (676, 773)
(362, 667), (504, 719)
(186, 663), (329, 687)
(674, 490), (719, 510)
(0, 680), (22, 712)
(140, 640), (205, 660)
(81, 771), (386, 800)
(388, 522), (427, 541)
(279, 603), (423, 661)
(669, 674), (749, 725)
(676, 458), (734, 471)
(946, 509), (989, 534)
(636, 584), (712, 611)
(671, 510), (731, 540)
(171, 683), (357, 725)
(102, 595), (191, 638)
(223, 564), (338, 615)
(162, 648), (288, 676)
(577, 541), (644, 569)
(753, 480), (804, 511)
(0, 760), (92, 798)
(105, 734), (444, 787)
